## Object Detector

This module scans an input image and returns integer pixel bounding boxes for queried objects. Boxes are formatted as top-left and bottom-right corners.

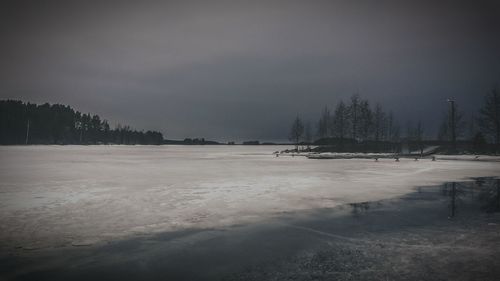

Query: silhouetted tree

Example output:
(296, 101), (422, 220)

(304, 121), (312, 149)
(415, 120), (424, 155)
(437, 113), (449, 142)
(373, 103), (385, 142)
(289, 115), (304, 151)
(332, 100), (350, 146)
(468, 113), (477, 141)
(358, 100), (373, 143)
(348, 94), (361, 141)
(386, 112), (398, 141)
(316, 106), (330, 139)
(438, 100), (465, 152)
(478, 87), (500, 150)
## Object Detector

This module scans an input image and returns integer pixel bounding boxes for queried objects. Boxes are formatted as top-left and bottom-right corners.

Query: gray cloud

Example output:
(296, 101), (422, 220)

(1, 0), (499, 141)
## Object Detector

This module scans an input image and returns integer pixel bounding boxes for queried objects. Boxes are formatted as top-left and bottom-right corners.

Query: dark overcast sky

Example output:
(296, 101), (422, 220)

(1, 0), (499, 141)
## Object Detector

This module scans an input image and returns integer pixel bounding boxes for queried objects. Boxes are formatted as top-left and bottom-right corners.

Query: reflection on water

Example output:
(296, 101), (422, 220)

(443, 177), (500, 217)
(348, 177), (500, 219)
(349, 202), (370, 216)
(477, 178), (500, 213)
(442, 182), (466, 218)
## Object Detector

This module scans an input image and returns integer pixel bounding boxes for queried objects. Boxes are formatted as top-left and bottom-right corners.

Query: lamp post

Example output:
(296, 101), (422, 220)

(447, 98), (456, 153)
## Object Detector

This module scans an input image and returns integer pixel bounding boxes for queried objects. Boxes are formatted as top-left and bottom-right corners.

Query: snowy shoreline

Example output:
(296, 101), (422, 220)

(279, 151), (500, 161)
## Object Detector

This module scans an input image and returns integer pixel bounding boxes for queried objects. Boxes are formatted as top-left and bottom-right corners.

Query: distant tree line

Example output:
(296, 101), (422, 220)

(289, 87), (500, 153)
(163, 138), (220, 145)
(0, 100), (164, 145)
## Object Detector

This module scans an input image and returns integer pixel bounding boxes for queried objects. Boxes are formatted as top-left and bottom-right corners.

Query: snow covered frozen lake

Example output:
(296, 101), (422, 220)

(0, 145), (499, 252)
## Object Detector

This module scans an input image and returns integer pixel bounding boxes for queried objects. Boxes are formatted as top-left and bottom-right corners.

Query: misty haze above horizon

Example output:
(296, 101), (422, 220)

(1, 0), (499, 142)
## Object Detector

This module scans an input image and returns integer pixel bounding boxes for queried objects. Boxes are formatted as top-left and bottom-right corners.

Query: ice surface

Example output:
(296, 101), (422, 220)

(0, 145), (499, 251)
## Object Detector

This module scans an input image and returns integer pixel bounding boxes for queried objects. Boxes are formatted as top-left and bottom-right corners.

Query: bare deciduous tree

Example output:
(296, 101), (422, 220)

(316, 106), (330, 139)
(478, 87), (500, 150)
(373, 103), (386, 142)
(415, 120), (424, 155)
(304, 121), (312, 149)
(332, 100), (349, 146)
(348, 94), (361, 140)
(358, 100), (373, 142)
(289, 115), (304, 151)
(438, 101), (465, 152)
(386, 111), (399, 142)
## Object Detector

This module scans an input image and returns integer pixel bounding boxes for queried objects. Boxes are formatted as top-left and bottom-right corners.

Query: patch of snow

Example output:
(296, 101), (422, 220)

(0, 145), (499, 252)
